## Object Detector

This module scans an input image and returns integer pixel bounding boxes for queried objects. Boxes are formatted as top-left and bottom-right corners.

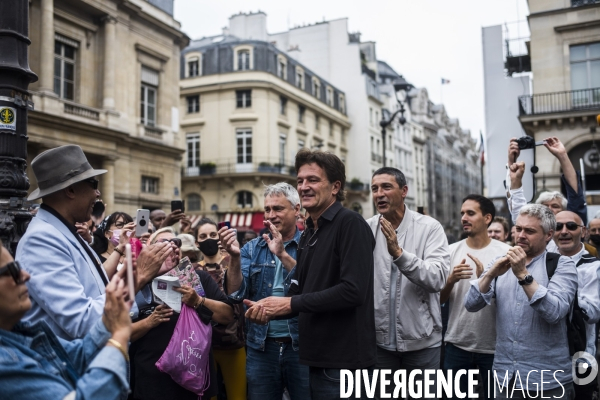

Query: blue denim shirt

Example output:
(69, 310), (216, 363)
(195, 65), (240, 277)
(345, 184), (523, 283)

(0, 318), (129, 400)
(229, 228), (302, 351)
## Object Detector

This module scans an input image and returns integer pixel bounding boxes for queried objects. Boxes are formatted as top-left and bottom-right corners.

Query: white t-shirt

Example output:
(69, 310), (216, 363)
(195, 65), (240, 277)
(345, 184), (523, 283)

(444, 239), (510, 354)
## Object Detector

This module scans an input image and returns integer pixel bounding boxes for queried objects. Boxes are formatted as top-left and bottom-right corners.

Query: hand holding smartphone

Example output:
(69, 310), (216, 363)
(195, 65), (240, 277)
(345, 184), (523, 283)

(135, 209), (150, 237)
(217, 221), (231, 229)
(171, 200), (185, 213)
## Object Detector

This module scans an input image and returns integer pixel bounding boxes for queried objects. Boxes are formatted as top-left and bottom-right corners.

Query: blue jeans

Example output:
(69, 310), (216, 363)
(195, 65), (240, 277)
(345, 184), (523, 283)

(444, 343), (494, 400)
(309, 366), (374, 400)
(246, 340), (310, 400)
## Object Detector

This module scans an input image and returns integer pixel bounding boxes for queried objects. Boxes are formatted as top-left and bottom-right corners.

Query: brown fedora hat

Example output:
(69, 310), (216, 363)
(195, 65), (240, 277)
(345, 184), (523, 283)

(27, 145), (107, 201)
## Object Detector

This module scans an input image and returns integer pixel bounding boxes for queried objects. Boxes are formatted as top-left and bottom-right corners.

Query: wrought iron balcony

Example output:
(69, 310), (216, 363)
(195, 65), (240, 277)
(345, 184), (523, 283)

(518, 87), (600, 116)
(572, 0), (599, 7)
(183, 158), (297, 177)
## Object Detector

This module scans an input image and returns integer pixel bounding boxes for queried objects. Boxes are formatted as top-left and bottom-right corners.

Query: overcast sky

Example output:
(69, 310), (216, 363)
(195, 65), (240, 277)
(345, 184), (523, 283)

(174, 0), (530, 139)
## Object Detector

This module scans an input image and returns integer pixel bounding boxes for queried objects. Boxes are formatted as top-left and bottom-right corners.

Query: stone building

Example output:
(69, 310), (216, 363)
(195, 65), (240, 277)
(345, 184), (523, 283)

(179, 20), (350, 228)
(409, 88), (481, 238)
(26, 0), (188, 214)
(518, 0), (600, 210)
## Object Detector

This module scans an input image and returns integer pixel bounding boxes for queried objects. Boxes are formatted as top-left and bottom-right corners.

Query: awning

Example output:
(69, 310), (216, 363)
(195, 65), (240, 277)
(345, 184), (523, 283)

(222, 212), (264, 231)
(188, 215), (205, 229)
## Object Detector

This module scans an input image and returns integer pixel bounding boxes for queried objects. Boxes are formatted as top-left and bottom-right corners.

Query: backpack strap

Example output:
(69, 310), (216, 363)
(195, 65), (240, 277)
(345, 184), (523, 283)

(545, 252), (561, 279)
(577, 254), (598, 267)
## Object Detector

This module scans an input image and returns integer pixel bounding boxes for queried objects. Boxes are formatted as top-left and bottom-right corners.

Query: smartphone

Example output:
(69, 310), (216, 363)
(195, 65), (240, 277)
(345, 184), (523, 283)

(217, 221), (231, 229)
(125, 244), (135, 302)
(135, 209), (150, 237)
(177, 256), (192, 271)
(171, 200), (185, 213)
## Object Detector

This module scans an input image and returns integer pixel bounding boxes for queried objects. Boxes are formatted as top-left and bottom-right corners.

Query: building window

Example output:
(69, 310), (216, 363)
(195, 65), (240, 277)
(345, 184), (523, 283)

(570, 43), (600, 97)
(141, 84), (157, 126)
(326, 87), (334, 107)
(277, 56), (287, 79)
(329, 121), (334, 137)
(140, 66), (159, 126)
(236, 90), (252, 108)
(341, 128), (346, 144)
(339, 94), (346, 113)
(298, 105), (305, 123)
(188, 58), (199, 77)
(186, 132), (200, 168)
(187, 194), (201, 211)
(295, 67), (304, 89)
(298, 139), (305, 151)
(187, 95), (200, 113)
(237, 191), (253, 208)
(280, 96), (287, 115)
(141, 176), (159, 194)
(369, 108), (373, 126)
(279, 134), (286, 165)
(238, 50), (250, 71)
(54, 40), (76, 100)
(315, 114), (320, 130)
(312, 78), (320, 99)
(236, 128), (252, 164)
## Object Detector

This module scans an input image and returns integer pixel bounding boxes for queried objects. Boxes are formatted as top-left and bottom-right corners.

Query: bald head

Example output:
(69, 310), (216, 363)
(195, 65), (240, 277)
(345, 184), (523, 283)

(554, 211), (585, 256)
(150, 209), (166, 229)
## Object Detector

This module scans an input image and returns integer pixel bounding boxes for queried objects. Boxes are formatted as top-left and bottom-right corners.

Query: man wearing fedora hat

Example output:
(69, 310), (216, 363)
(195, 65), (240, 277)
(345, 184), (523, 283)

(16, 145), (174, 340)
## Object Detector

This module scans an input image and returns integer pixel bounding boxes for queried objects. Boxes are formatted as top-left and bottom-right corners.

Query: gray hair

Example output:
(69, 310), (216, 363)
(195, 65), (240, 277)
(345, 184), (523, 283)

(518, 204), (556, 234)
(263, 182), (300, 209)
(535, 191), (567, 210)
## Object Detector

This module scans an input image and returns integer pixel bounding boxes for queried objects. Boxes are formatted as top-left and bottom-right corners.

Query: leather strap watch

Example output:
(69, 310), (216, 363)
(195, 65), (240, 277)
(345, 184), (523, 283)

(518, 275), (534, 286)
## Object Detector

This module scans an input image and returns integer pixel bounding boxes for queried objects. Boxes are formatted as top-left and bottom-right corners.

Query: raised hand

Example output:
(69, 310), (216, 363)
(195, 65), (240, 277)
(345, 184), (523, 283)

(508, 137), (520, 164)
(218, 227), (240, 257)
(380, 217), (402, 259)
(262, 220), (285, 258)
(467, 253), (484, 278)
(447, 258), (473, 285)
(543, 137), (566, 157)
(136, 242), (174, 289)
(76, 222), (92, 244)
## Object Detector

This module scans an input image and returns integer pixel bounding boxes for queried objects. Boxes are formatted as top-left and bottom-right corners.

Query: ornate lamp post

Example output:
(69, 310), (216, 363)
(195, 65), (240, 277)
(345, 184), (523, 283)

(379, 78), (412, 167)
(0, 0), (38, 254)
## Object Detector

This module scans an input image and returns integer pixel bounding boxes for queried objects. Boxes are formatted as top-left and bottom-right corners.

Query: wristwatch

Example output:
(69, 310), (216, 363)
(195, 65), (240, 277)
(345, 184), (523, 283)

(518, 275), (534, 286)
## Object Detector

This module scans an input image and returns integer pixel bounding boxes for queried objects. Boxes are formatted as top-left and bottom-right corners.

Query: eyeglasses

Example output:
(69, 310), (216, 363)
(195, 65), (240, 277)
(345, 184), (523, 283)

(158, 238), (182, 248)
(0, 261), (24, 284)
(84, 178), (99, 190)
(556, 222), (585, 231)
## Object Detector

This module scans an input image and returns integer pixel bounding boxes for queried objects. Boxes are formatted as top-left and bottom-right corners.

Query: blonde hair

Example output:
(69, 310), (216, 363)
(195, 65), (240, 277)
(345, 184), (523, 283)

(148, 227), (175, 245)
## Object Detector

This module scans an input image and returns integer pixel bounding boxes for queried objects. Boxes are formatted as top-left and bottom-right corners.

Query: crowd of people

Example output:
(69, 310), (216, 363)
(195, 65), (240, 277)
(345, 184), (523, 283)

(0, 136), (599, 400)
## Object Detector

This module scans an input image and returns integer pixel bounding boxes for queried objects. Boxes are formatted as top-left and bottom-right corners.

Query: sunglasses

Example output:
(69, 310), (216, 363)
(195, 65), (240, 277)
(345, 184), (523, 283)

(84, 178), (99, 190)
(0, 261), (23, 284)
(157, 238), (182, 248)
(556, 222), (584, 231)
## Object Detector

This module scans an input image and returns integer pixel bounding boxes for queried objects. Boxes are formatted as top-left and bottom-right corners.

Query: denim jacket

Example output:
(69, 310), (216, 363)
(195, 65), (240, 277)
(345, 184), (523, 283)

(0, 318), (129, 400)
(229, 228), (302, 351)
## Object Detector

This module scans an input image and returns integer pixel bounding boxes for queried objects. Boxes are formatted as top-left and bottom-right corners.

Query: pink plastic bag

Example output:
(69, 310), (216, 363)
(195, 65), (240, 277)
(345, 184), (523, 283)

(155, 304), (212, 397)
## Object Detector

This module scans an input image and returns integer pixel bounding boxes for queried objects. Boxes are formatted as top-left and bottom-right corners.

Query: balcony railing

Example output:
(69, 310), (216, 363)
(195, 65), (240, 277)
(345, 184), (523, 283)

(184, 159), (297, 177)
(518, 87), (600, 116)
(572, 0), (599, 7)
(64, 102), (100, 121)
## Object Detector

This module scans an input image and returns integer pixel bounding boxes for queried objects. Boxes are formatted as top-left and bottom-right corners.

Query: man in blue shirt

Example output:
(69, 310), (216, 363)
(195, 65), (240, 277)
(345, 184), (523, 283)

(16, 145), (173, 339)
(466, 204), (578, 399)
(0, 239), (132, 399)
(220, 182), (309, 400)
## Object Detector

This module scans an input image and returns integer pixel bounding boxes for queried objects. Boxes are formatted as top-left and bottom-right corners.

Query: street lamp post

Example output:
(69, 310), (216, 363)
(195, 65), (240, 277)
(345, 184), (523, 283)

(379, 78), (412, 167)
(0, 0), (38, 254)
